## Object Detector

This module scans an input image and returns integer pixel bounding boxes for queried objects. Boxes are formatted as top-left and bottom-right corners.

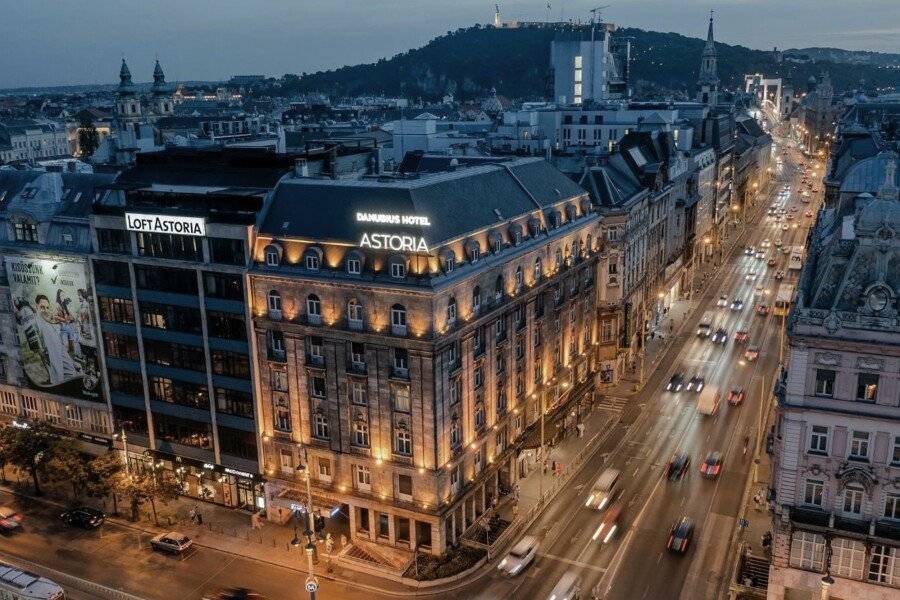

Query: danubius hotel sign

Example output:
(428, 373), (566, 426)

(125, 213), (206, 237)
(357, 212), (430, 253)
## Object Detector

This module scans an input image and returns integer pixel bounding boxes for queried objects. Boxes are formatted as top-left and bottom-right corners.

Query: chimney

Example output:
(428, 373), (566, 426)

(294, 158), (309, 178)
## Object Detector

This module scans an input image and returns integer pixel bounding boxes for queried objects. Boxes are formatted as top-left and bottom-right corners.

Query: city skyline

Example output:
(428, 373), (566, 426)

(1, 0), (898, 89)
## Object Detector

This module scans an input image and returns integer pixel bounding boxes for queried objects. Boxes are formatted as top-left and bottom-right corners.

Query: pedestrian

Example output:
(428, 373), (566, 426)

(188, 506), (196, 524)
(340, 534), (348, 549)
(576, 422), (585, 438)
(196, 510), (203, 525)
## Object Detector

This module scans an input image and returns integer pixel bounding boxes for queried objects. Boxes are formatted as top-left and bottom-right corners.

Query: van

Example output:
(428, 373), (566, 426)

(548, 571), (581, 600)
(585, 468), (620, 510)
(697, 385), (720, 416)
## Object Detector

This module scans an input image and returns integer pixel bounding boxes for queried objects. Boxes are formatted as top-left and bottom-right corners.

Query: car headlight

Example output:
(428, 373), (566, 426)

(510, 565), (522, 574)
(498, 559), (507, 569)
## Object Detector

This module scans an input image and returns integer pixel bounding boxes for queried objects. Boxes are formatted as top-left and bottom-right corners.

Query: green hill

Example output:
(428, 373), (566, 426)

(273, 24), (900, 101)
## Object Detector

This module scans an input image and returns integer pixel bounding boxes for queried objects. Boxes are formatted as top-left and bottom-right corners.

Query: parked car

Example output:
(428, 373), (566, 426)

(727, 388), (746, 405)
(666, 518), (695, 554)
(60, 507), (105, 529)
(700, 451), (723, 479)
(744, 346), (760, 362)
(150, 532), (193, 554)
(498, 535), (538, 576)
(0, 507), (22, 532)
(666, 453), (691, 481)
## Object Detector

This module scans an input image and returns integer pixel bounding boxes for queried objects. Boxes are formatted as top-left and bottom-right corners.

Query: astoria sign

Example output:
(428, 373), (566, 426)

(125, 213), (206, 237)
(356, 212), (430, 254)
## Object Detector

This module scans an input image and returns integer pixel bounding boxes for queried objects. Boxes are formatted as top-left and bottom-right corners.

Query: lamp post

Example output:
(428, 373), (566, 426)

(112, 427), (130, 476)
(538, 391), (545, 502)
(294, 463), (318, 600)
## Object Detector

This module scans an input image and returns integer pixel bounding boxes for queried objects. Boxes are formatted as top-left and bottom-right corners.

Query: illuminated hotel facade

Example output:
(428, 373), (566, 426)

(252, 157), (608, 554)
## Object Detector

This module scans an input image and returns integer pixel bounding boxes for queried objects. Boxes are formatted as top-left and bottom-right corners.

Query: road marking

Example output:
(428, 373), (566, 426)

(657, 551), (664, 564)
(632, 466), (640, 477)
(537, 552), (607, 573)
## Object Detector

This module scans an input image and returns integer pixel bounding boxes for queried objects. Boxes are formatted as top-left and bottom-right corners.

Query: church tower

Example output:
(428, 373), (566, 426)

(151, 59), (174, 117)
(696, 12), (719, 107)
(116, 58), (141, 125)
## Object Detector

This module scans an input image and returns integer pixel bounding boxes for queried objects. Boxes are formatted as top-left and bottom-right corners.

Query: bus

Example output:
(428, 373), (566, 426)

(774, 285), (795, 316)
(0, 562), (65, 599)
(789, 246), (805, 270)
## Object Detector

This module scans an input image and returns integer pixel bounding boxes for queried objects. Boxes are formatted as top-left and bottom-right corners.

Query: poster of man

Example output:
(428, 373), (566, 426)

(5, 257), (102, 401)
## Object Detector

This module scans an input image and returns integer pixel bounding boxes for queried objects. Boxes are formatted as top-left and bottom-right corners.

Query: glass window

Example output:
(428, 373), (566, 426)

(398, 473), (413, 497)
(843, 484), (864, 514)
(892, 435), (900, 466)
(143, 339), (206, 372)
(98, 297), (135, 324)
(814, 369), (835, 397)
(449, 377), (462, 405)
(203, 272), (243, 300)
(392, 385), (411, 412)
(310, 376), (326, 398)
(884, 494), (900, 521)
(265, 247), (280, 267)
(856, 372), (878, 402)
(271, 369), (288, 392)
(351, 380), (367, 405)
(474, 402), (485, 430)
(449, 417), (461, 448)
(208, 238), (246, 266)
(103, 332), (140, 361)
(108, 368), (143, 397)
(832, 538), (865, 580)
(447, 297), (457, 323)
(849, 431), (870, 461)
(152, 412), (212, 449)
(139, 302), (202, 334)
(355, 465), (370, 487)
(137, 265), (198, 294)
(868, 544), (899, 585)
(809, 425), (828, 455)
(347, 256), (361, 274)
(391, 304), (406, 327)
(93, 260), (131, 287)
(216, 387), (254, 418)
(305, 253), (320, 271)
(136, 232), (202, 261)
(353, 421), (369, 447)
(390, 262), (406, 278)
(347, 299), (363, 324)
(312, 412), (330, 439)
(149, 376), (209, 410)
(218, 426), (257, 460)
(97, 228), (130, 254)
(307, 294), (321, 316)
(395, 427), (411, 456)
(803, 479), (823, 507)
(207, 311), (246, 341)
(789, 531), (825, 571)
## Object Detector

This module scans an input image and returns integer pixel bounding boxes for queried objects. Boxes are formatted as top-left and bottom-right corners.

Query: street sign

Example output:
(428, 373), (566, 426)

(305, 576), (318, 592)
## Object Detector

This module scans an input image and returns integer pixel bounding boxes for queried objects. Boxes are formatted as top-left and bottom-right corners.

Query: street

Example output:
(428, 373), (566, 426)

(0, 143), (816, 600)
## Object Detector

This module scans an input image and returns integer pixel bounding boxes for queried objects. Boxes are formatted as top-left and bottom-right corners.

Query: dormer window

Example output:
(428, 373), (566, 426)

(446, 254), (455, 273)
(465, 240), (481, 263)
(390, 261), (407, 279)
(347, 256), (361, 275)
(264, 244), (281, 267)
(303, 248), (322, 271)
(490, 232), (503, 254)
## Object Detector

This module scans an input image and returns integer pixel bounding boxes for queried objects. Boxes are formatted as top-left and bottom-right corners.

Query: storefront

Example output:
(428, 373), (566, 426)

(146, 450), (266, 512)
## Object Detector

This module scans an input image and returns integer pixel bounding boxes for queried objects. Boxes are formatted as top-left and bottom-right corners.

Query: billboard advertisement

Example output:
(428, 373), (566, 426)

(5, 257), (102, 401)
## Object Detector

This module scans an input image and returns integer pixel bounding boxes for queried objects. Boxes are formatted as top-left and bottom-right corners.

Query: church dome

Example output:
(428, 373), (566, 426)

(481, 88), (503, 115)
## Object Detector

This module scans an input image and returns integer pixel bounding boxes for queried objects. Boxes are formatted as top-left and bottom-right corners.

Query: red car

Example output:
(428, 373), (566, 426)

(756, 304), (770, 316)
(727, 388), (746, 405)
(700, 452), (723, 479)
(734, 330), (750, 344)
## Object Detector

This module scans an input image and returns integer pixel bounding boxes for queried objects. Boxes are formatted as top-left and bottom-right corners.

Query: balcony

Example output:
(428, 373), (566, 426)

(391, 324), (408, 337)
(307, 314), (322, 326)
(267, 308), (283, 321)
(305, 354), (325, 369)
(268, 348), (286, 363)
(347, 360), (367, 375)
(391, 366), (410, 381)
(348, 318), (364, 332)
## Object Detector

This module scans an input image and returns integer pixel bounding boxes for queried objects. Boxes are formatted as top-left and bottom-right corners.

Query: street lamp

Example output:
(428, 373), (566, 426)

(295, 464), (319, 600)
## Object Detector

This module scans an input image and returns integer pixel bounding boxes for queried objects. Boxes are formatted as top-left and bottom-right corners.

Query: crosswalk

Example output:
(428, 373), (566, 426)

(597, 396), (630, 412)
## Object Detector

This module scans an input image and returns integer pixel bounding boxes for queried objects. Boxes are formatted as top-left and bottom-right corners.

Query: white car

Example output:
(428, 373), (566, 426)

(498, 535), (538, 576)
(150, 532), (193, 554)
(761, 239), (770, 248)
(717, 295), (728, 307)
(755, 252), (765, 260)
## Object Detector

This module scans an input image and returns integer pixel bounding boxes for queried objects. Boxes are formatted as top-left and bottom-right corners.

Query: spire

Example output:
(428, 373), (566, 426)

(696, 11), (719, 105)
(153, 59), (166, 86)
(705, 10), (715, 51)
(119, 58), (133, 87)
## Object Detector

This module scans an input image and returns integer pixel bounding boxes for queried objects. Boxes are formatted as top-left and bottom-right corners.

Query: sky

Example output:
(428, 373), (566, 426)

(1, 0), (898, 89)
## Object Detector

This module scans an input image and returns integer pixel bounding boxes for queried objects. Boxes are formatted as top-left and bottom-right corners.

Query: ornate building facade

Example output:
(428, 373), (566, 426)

(769, 154), (900, 598)
(251, 157), (605, 555)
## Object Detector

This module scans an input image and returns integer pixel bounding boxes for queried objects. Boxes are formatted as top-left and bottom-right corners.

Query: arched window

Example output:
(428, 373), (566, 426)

(490, 232), (503, 253)
(585, 234), (593, 255)
(267, 290), (282, 312)
(534, 257), (543, 281)
(572, 239), (580, 260)
(391, 304), (407, 335)
(494, 275), (504, 300)
(307, 294), (321, 325)
(472, 286), (481, 314)
(447, 297), (457, 324)
(347, 299), (363, 329)
(474, 402), (485, 431)
(466, 240), (481, 263)
(555, 248), (563, 269)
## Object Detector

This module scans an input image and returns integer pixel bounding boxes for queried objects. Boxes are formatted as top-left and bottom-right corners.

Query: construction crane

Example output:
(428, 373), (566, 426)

(590, 5), (610, 25)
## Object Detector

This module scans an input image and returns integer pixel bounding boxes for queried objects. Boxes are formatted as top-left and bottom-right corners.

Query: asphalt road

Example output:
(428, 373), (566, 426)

(0, 142), (821, 600)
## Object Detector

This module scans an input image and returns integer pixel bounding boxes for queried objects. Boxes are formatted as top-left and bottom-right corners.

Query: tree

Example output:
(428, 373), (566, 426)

(0, 422), (58, 495)
(86, 452), (125, 515)
(76, 113), (100, 159)
(44, 439), (90, 500)
(114, 468), (181, 526)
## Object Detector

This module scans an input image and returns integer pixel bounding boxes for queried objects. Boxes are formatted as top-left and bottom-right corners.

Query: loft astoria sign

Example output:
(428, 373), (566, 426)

(356, 212), (430, 254)
(125, 213), (206, 237)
